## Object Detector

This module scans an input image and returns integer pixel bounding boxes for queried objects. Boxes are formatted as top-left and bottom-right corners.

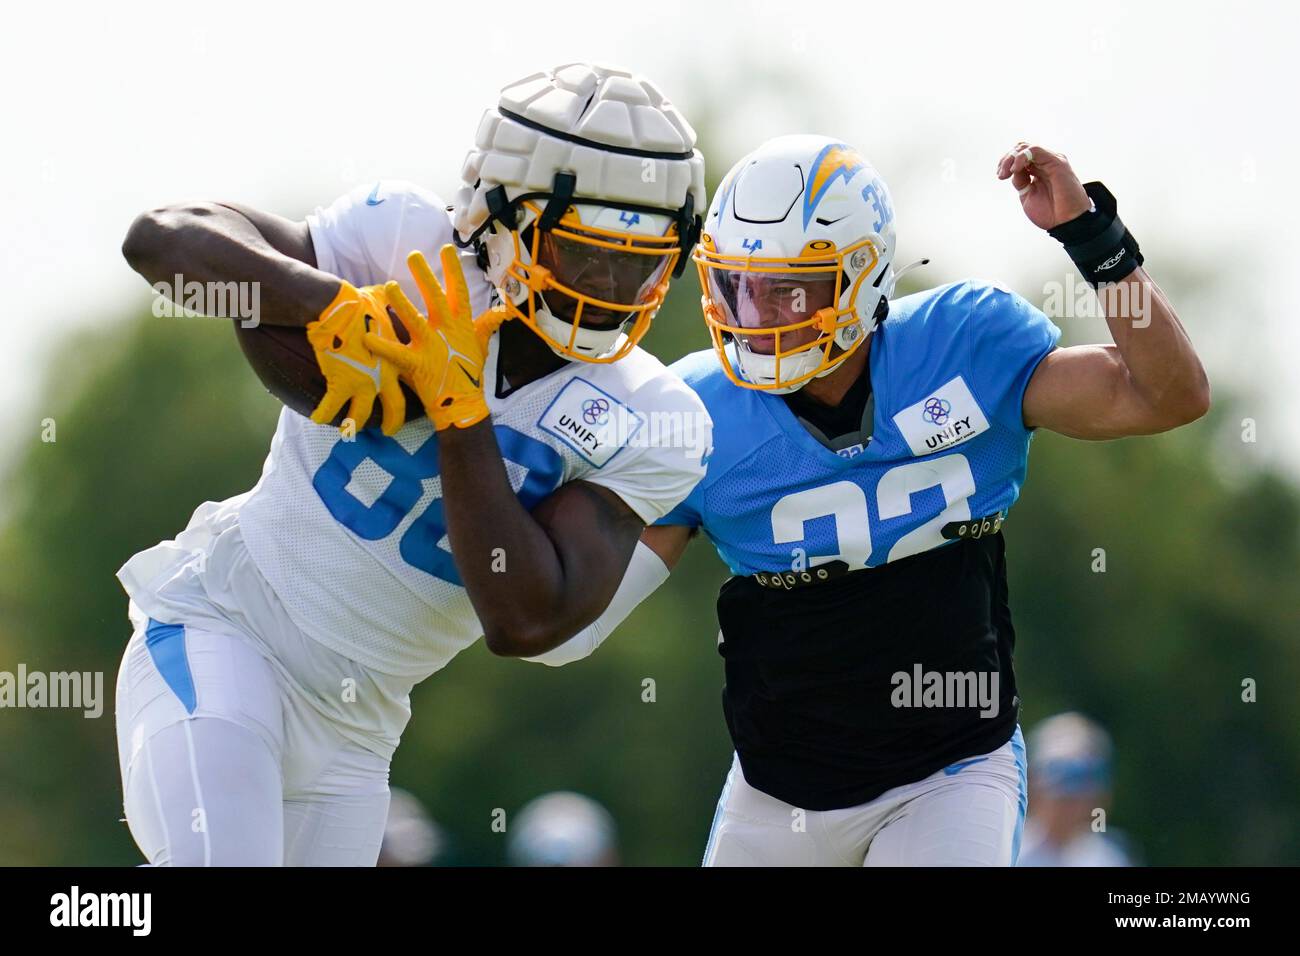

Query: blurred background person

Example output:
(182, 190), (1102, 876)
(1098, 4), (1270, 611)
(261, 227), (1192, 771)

(377, 787), (447, 867)
(507, 792), (620, 867)
(1018, 712), (1137, 867)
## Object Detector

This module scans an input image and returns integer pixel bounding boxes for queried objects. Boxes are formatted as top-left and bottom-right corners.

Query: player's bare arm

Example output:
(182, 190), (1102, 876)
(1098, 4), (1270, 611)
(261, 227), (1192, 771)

(516, 518), (693, 668)
(640, 522), (694, 570)
(1000, 144), (1211, 439)
(439, 422), (647, 655)
(125, 198), (410, 433)
(122, 202), (339, 327)
(366, 246), (655, 656)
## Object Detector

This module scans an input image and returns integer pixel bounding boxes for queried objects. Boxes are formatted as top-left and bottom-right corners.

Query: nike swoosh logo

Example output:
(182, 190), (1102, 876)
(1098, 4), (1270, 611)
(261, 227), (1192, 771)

(366, 183), (385, 206)
(444, 343), (481, 389)
(942, 757), (989, 776)
(326, 351), (382, 391)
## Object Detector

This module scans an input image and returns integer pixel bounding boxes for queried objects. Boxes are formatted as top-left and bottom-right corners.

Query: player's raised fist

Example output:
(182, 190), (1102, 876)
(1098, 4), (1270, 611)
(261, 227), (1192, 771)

(996, 143), (1092, 231)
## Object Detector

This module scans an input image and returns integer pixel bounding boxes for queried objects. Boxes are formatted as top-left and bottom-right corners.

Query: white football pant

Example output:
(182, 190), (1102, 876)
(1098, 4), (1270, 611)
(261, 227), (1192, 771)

(115, 609), (392, 866)
(703, 727), (1027, 866)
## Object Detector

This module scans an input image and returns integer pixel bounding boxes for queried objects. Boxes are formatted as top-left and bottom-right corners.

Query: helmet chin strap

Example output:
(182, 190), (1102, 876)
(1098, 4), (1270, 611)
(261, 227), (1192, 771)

(813, 326), (875, 383)
(735, 344), (826, 394)
(532, 282), (642, 361)
(736, 326), (876, 394)
(533, 299), (627, 361)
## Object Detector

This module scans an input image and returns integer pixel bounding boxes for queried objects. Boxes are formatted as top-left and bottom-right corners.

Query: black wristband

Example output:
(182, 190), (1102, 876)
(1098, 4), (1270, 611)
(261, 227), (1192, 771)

(1048, 181), (1144, 287)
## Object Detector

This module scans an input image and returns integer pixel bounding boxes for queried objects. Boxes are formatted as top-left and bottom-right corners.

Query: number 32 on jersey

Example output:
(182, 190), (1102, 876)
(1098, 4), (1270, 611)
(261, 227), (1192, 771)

(770, 454), (976, 568)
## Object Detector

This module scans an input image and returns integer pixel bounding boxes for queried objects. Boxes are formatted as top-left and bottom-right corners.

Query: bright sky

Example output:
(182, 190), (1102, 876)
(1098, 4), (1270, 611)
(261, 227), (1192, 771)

(1, 0), (1295, 474)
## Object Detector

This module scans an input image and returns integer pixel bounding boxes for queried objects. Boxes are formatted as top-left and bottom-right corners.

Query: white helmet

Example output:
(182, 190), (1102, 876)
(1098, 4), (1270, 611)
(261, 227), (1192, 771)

(453, 64), (707, 363)
(695, 134), (897, 392)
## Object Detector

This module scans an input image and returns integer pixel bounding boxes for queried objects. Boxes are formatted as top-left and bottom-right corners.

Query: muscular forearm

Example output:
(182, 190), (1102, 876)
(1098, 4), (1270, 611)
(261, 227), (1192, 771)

(1005, 145), (1212, 438)
(122, 202), (338, 326)
(437, 421), (579, 654)
(384, 247), (647, 654)
(1100, 267), (1210, 424)
(522, 540), (673, 666)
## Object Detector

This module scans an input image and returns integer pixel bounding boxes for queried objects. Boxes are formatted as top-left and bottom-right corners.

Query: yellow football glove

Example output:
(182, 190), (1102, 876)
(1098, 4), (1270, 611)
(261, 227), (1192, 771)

(364, 246), (503, 431)
(306, 282), (406, 436)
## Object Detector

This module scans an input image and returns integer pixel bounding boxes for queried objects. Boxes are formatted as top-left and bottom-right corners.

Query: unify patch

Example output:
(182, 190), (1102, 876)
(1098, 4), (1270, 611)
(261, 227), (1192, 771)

(892, 375), (989, 457)
(538, 377), (644, 468)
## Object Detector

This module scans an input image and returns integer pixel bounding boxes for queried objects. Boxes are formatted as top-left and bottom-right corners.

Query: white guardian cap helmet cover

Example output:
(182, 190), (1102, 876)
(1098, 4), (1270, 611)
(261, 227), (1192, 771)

(453, 64), (707, 363)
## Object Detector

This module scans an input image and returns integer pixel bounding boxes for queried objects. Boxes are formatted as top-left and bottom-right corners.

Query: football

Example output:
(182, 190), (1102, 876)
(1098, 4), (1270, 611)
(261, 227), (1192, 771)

(233, 317), (424, 430)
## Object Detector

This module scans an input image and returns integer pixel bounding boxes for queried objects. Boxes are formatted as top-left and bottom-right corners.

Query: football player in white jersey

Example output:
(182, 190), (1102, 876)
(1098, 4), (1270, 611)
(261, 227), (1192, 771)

(114, 63), (711, 866)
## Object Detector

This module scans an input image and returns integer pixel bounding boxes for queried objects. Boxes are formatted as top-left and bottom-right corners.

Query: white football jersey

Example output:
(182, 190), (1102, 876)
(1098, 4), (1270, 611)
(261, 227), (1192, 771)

(120, 181), (712, 680)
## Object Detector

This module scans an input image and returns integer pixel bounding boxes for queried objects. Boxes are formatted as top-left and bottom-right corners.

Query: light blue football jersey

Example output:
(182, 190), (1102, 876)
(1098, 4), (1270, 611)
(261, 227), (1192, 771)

(657, 281), (1061, 574)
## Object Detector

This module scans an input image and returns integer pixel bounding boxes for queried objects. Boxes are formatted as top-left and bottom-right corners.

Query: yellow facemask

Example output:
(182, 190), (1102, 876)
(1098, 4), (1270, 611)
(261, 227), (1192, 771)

(497, 201), (683, 363)
(695, 235), (879, 392)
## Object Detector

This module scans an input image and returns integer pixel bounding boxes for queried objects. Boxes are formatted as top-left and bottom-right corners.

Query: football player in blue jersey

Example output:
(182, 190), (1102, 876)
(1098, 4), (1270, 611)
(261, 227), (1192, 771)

(527, 134), (1209, 866)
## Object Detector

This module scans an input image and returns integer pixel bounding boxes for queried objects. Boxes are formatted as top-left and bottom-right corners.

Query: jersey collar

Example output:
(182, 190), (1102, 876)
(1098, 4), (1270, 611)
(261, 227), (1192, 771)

(756, 326), (890, 468)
